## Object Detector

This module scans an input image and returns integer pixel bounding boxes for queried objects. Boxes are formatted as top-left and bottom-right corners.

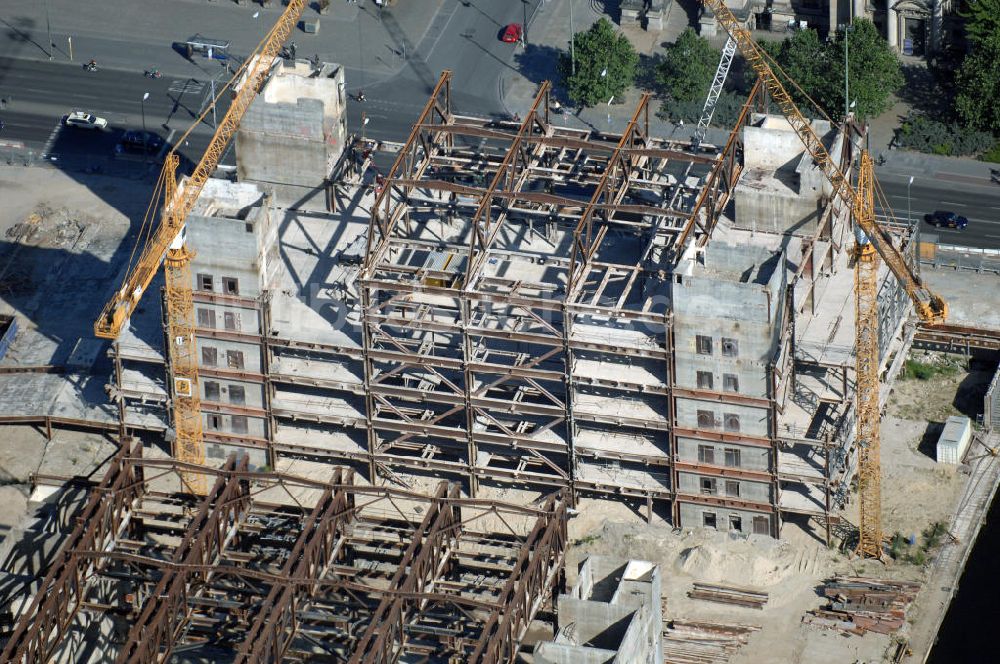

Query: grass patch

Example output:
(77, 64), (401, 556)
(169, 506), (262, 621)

(572, 533), (601, 547)
(903, 359), (961, 381)
(887, 520), (950, 566)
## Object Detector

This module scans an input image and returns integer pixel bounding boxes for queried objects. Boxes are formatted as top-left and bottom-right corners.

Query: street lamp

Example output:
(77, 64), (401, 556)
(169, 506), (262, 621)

(252, 11), (262, 43)
(361, 113), (370, 142)
(907, 175), (914, 225)
(141, 92), (150, 156)
(520, 0), (529, 46)
(569, 0), (576, 75)
(44, 0), (53, 60)
(841, 21), (854, 120)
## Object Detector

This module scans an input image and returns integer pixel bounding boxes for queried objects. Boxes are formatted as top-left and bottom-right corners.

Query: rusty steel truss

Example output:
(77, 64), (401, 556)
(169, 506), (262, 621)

(1, 441), (568, 663)
(355, 72), (763, 504)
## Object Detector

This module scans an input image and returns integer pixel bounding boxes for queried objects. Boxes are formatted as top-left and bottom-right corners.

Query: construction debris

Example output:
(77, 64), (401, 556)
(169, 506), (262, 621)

(687, 582), (769, 609)
(803, 576), (921, 635)
(663, 620), (760, 664)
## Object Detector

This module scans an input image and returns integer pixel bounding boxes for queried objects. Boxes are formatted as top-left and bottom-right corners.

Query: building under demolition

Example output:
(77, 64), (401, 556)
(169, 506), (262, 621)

(0, 442), (569, 661)
(105, 69), (918, 542)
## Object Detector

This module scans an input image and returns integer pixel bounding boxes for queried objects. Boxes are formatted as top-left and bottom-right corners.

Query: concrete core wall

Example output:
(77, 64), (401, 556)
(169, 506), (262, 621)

(236, 59), (347, 205)
(735, 114), (844, 235)
(535, 556), (662, 664)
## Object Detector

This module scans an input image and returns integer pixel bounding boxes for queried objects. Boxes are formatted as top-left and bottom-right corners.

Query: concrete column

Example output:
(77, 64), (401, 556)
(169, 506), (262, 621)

(887, 0), (899, 49)
(853, 0), (866, 20)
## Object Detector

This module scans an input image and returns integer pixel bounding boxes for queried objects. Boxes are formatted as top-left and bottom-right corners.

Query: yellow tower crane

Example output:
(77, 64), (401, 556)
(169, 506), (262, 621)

(700, 0), (947, 558)
(95, 0), (306, 494)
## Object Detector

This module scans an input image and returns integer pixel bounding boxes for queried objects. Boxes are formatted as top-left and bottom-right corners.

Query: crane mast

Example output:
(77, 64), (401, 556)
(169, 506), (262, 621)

(692, 36), (737, 149)
(701, 0), (946, 558)
(701, 0), (945, 324)
(853, 151), (884, 558)
(95, 0), (307, 493)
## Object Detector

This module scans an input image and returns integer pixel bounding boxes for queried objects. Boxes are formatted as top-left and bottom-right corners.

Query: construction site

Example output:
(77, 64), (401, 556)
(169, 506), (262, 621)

(1, 1), (1000, 662)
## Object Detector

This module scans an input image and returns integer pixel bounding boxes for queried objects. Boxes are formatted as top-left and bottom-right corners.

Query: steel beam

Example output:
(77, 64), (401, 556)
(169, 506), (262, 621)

(236, 469), (355, 663)
(0, 442), (144, 664)
(350, 482), (461, 663)
(470, 492), (568, 663)
(116, 455), (251, 664)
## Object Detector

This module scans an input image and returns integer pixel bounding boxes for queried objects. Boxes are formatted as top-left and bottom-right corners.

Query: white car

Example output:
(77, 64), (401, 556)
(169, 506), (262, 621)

(64, 111), (108, 130)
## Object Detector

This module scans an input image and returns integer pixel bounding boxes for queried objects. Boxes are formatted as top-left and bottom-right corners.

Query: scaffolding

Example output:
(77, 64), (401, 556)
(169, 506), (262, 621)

(1, 441), (568, 662)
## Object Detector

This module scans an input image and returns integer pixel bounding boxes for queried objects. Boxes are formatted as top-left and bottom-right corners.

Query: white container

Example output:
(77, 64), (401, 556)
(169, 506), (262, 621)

(936, 416), (972, 465)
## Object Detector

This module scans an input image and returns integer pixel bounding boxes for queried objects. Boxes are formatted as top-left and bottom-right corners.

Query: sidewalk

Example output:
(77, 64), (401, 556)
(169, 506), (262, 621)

(875, 148), (1000, 187)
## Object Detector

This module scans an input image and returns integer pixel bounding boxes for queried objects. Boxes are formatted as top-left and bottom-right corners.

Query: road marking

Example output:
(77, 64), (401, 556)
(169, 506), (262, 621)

(41, 120), (62, 157)
(169, 80), (205, 95)
(423, 1), (461, 61)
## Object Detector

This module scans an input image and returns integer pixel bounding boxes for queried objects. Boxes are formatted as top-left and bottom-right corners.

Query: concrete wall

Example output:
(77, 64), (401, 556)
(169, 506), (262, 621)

(677, 471), (772, 502)
(735, 114), (843, 235)
(743, 116), (806, 172)
(676, 437), (771, 471)
(202, 411), (267, 439)
(675, 399), (771, 437)
(536, 557), (662, 664)
(734, 189), (823, 235)
(204, 441), (268, 470)
(673, 244), (786, 414)
(200, 377), (265, 408)
(678, 500), (773, 534)
(197, 338), (263, 373)
(236, 60), (347, 196)
(184, 185), (273, 444)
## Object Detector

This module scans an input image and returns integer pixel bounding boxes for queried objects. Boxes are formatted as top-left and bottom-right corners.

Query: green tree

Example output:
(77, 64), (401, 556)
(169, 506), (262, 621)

(956, 30), (1000, 134)
(962, 0), (1000, 46)
(656, 28), (720, 103)
(559, 18), (639, 107)
(833, 19), (905, 120)
(771, 29), (841, 118)
(762, 20), (902, 122)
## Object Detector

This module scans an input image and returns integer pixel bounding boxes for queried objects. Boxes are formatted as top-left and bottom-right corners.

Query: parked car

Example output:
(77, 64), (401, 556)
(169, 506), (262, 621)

(64, 111), (108, 130)
(501, 23), (523, 43)
(924, 210), (969, 230)
(117, 130), (165, 154)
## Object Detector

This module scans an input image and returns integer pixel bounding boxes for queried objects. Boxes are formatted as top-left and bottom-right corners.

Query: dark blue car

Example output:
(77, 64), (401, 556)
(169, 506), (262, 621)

(925, 211), (969, 230)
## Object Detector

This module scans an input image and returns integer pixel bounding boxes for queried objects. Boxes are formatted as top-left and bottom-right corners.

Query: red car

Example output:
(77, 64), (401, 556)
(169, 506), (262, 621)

(501, 23), (523, 43)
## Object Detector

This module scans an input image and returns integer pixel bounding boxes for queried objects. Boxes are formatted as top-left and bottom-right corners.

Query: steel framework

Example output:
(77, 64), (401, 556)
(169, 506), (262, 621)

(1, 442), (568, 662)
(354, 71), (766, 511)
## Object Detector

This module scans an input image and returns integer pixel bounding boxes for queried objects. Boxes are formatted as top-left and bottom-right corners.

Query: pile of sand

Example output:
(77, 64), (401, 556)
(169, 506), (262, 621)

(675, 542), (796, 587)
(576, 521), (814, 590)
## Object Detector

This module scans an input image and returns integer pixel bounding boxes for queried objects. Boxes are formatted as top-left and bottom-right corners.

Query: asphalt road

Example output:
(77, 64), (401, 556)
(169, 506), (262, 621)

(0, 0), (532, 164)
(0, 56), (225, 168)
(347, 0), (539, 144)
(877, 173), (1000, 250)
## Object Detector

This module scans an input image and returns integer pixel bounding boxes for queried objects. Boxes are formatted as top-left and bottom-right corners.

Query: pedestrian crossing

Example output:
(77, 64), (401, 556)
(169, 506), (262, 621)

(168, 79), (205, 96)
